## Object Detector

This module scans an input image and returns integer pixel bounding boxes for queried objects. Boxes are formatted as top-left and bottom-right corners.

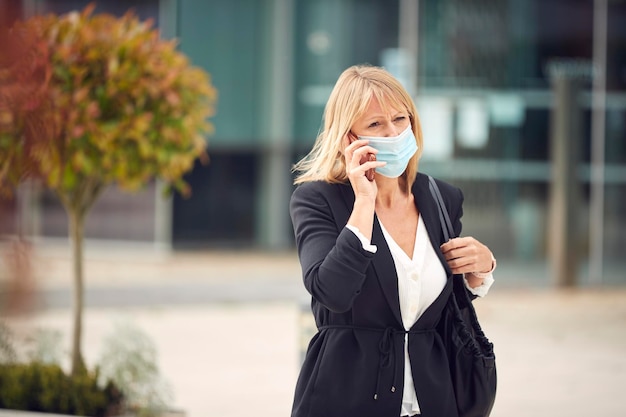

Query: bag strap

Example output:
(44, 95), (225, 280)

(428, 175), (455, 241)
(428, 175), (470, 308)
(428, 176), (496, 359)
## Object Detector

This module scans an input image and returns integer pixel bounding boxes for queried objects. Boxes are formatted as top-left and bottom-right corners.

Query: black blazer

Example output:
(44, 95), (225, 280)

(289, 173), (464, 417)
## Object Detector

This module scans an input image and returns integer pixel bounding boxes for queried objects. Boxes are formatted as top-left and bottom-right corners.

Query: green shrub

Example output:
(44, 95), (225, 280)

(0, 362), (123, 416)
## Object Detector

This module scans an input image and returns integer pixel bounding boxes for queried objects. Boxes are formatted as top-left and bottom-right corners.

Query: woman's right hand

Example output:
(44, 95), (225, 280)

(343, 133), (386, 201)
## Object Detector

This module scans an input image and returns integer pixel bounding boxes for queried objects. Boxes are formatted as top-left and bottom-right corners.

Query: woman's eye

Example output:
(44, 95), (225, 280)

(394, 116), (406, 122)
(368, 121), (380, 128)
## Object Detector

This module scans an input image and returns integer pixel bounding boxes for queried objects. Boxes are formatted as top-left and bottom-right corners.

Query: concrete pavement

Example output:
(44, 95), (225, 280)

(2, 242), (626, 417)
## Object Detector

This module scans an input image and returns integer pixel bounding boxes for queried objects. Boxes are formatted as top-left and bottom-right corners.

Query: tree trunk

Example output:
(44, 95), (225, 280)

(58, 179), (103, 377)
(68, 207), (86, 375)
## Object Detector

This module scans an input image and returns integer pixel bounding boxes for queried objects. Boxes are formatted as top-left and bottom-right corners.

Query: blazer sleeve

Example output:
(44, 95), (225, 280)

(289, 182), (375, 313)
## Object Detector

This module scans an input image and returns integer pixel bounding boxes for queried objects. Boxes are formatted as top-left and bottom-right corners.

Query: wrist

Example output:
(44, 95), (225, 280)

(471, 253), (496, 279)
(353, 195), (376, 211)
(354, 192), (376, 204)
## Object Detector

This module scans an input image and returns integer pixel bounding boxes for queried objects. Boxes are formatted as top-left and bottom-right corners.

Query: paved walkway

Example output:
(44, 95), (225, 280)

(2, 243), (626, 417)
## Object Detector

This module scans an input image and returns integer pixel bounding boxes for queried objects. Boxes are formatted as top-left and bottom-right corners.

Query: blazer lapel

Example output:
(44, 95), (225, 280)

(412, 174), (453, 277)
(370, 216), (404, 326)
(411, 173), (456, 327)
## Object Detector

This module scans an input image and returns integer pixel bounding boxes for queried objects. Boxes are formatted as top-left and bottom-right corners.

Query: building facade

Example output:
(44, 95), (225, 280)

(3, 0), (626, 284)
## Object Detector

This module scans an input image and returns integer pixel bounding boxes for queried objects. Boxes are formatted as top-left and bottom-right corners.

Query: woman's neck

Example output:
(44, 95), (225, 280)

(375, 177), (410, 209)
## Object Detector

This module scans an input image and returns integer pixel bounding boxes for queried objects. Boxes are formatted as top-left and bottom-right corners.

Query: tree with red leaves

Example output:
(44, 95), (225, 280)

(0, 4), (217, 375)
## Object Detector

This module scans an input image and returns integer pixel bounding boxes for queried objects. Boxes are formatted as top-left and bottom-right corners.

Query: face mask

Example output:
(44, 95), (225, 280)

(358, 125), (418, 178)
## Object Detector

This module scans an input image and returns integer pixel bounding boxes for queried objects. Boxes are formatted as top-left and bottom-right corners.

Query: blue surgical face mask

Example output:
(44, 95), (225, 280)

(358, 125), (418, 178)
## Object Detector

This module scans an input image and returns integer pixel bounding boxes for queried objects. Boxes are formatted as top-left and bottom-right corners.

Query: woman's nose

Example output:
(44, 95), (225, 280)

(382, 123), (401, 137)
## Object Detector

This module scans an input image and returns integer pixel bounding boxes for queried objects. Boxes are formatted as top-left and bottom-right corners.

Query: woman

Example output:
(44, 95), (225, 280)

(289, 65), (496, 417)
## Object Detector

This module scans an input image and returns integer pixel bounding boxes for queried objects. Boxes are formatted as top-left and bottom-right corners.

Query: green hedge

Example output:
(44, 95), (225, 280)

(0, 362), (123, 416)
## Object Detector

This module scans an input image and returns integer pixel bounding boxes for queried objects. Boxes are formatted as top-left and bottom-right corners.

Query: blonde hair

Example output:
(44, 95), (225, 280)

(292, 65), (423, 191)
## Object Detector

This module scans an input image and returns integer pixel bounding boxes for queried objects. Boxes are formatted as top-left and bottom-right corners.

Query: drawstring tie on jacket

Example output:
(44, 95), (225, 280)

(374, 327), (397, 400)
(319, 325), (434, 401)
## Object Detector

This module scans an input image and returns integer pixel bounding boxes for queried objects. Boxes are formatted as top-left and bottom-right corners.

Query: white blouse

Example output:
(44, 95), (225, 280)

(347, 216), (494, 416)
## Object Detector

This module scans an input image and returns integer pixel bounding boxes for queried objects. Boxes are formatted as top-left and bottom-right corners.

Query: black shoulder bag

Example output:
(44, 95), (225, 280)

(428, 175), (497, 417)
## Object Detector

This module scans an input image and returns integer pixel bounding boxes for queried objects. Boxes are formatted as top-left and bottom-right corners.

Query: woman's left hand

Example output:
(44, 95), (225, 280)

(440, 237), (494, 276)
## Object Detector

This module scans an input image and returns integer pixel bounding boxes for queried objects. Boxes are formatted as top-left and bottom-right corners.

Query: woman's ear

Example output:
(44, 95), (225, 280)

(340, 131), (355, 155)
